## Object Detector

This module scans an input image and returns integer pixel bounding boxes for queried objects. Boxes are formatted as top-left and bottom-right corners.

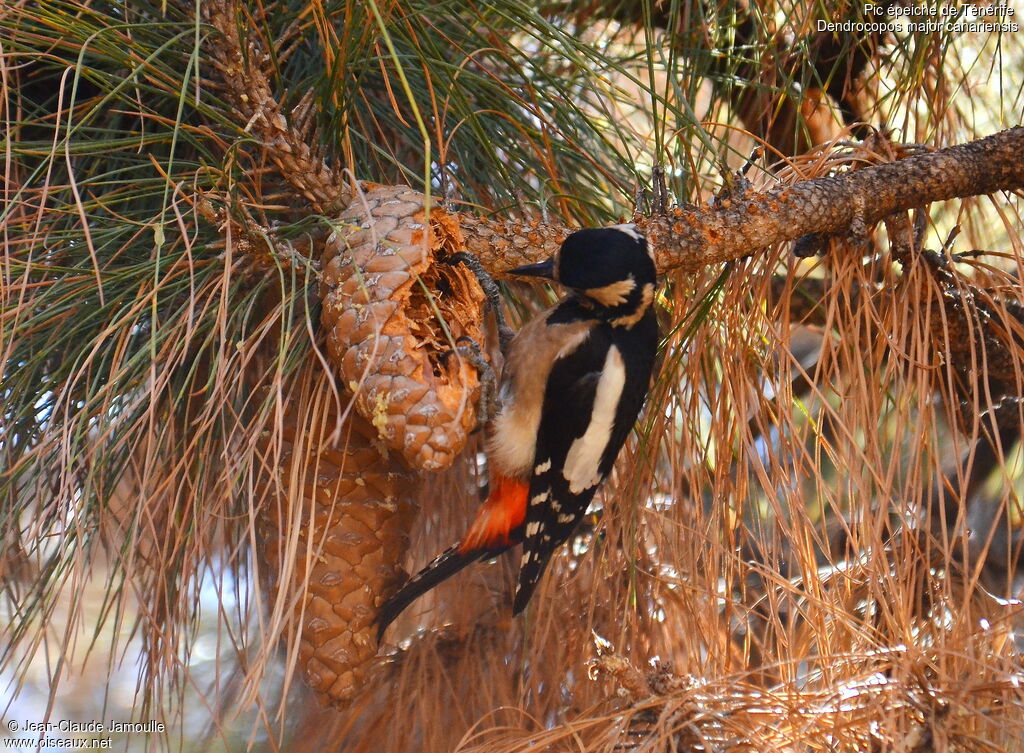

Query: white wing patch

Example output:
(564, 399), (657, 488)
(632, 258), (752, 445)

(488, 327), (591, 477)
(534, 459), (551, 474)
(562, 345), (626, 494)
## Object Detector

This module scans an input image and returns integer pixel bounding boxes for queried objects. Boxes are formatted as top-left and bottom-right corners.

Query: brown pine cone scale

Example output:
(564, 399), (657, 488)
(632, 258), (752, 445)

(320, 184), (488, 471)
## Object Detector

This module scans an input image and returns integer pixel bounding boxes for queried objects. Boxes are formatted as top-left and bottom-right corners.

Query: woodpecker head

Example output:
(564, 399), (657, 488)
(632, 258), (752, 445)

(507, 225), (656, 324)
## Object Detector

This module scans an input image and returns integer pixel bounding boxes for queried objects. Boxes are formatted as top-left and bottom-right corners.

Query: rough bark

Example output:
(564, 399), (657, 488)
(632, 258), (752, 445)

(459, 127), (1024, 274)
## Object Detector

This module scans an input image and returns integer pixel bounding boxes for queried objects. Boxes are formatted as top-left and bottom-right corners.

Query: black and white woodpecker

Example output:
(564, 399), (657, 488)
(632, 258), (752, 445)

(375, 224), (659, 640)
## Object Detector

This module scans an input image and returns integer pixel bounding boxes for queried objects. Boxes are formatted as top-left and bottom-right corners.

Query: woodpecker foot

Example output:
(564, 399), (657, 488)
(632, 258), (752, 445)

(455, 335), (498, 429)
(448, 252), (514, 357)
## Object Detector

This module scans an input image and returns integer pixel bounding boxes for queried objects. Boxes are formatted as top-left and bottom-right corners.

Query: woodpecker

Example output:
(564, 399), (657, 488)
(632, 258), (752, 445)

(375, 224), (659, 640)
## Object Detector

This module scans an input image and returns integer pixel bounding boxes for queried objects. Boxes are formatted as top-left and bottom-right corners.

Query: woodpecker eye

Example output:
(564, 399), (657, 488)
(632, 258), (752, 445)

(556, 227), (656, 296)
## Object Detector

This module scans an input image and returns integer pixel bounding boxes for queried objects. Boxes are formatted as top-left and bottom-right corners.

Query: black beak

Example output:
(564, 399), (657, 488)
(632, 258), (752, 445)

(505, 257), (555, 280)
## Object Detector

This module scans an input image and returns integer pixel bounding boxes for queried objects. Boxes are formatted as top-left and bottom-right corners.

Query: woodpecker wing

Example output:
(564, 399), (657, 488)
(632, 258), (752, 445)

(512, 303), (658, 613)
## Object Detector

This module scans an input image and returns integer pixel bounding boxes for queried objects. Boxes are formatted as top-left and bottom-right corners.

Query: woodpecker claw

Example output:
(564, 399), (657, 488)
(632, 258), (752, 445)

(455, 335), (498, 430)
(651, 164), (669, 215)
(447, 252), (515, 356)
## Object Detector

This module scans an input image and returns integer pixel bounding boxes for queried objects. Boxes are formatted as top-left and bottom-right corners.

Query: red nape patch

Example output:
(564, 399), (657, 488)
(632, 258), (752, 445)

(458, 475), (528, 553)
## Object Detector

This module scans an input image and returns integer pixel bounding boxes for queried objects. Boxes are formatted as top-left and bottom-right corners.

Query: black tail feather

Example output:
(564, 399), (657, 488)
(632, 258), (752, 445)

(511, 539), (558, 616)
(375, 524), (526, 643)
(375, 545), (495, 642)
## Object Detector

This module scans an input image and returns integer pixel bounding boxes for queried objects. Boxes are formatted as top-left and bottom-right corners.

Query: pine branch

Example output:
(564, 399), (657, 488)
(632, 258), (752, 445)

(459, 127), (1024, 275)
(203, 0), (352, 215)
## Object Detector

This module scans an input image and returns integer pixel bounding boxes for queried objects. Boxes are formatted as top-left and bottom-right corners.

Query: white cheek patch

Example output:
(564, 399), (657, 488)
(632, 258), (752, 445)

(588, 275), (635, 307)
(611, 283), (655, 328)
(563, 345), (626, 495)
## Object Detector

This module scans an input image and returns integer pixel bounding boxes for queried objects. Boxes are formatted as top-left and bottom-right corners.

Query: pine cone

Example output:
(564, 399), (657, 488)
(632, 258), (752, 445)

(260, 184), (491, 708)
(259, 410), (418, 708)
(320, 184), (487, 471)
